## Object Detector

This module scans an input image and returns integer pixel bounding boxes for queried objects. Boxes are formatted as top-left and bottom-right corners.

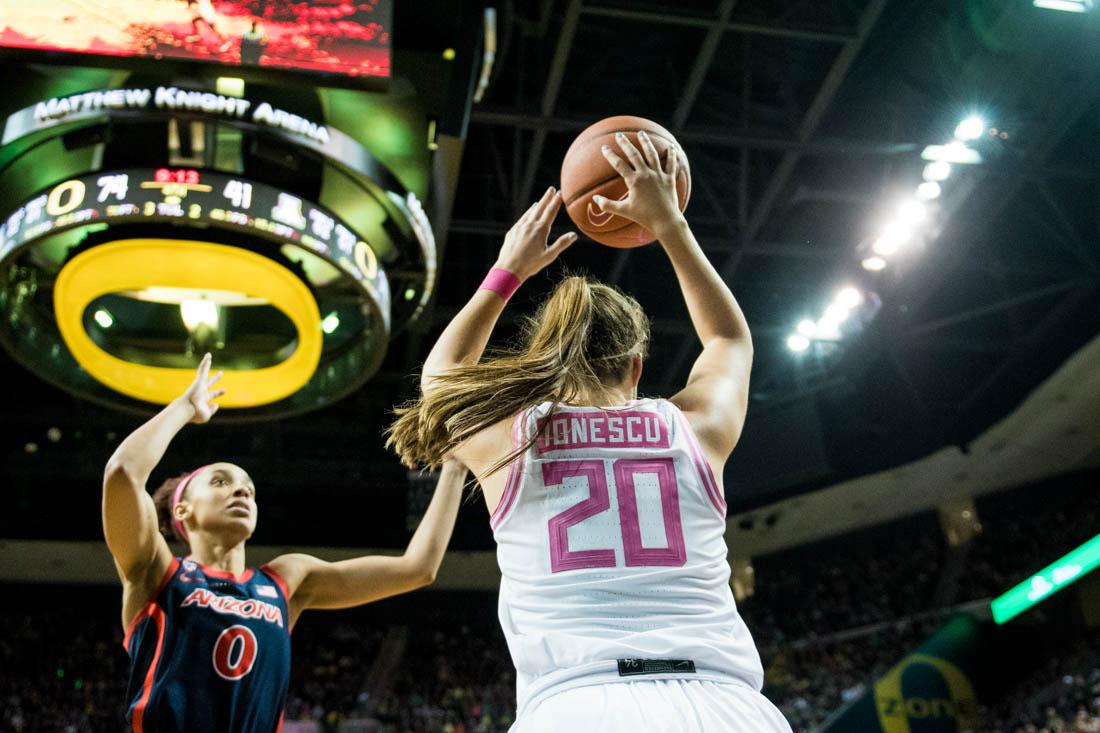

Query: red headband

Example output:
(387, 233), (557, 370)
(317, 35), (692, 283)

(170, 466), (208, 542)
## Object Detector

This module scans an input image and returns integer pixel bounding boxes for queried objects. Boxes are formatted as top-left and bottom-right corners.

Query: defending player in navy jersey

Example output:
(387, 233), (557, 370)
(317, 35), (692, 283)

(103, 354), (467, 732)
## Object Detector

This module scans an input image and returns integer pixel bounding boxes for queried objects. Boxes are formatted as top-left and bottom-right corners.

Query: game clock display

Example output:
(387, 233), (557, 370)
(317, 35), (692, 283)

(0, 167), (390, 323)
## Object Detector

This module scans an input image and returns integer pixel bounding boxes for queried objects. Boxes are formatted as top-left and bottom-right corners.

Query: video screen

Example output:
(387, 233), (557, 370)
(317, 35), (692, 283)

(0, 0), (391, 79)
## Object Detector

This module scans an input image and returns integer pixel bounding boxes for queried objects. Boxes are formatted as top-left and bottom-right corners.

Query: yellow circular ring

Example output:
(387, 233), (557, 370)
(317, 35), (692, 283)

(54, 239), (322, 408)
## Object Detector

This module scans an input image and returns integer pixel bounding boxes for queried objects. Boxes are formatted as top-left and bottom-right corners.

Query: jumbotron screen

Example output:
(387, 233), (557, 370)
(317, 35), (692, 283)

(0, 0), (391, 79)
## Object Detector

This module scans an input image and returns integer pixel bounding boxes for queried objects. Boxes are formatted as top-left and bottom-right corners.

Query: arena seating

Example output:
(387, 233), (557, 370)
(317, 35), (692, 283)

(2, 473), (1097, 733)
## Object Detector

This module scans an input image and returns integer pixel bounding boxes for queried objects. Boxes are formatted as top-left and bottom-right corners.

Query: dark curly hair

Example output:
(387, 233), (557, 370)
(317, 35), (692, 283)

(151, 474), (193, 543)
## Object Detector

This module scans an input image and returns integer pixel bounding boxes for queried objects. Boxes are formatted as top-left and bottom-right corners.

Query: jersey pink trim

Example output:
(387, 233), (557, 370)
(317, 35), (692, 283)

(489, 410), (527, 531)
(671, 406), (727, 516)
(122, 557), (180, 650)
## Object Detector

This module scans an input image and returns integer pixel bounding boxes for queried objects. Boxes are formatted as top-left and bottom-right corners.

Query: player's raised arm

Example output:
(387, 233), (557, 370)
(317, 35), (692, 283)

(102, 354), (225, 583)
(419, 187), (576, 394)
(594, 131), (753, 459)
(267, 459), (468, 626)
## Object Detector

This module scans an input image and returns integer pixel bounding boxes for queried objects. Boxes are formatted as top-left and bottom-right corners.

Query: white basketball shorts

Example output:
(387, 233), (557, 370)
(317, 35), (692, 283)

(509, 678), (793, 733)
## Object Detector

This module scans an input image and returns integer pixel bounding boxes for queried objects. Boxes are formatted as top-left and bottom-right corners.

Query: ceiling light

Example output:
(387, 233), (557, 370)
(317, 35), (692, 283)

(862, 256), (887, 272)
(122, 286), (268, 306)
(1033, 0), (1092, 11)
(787, 334), (810, 352)
(321, 312), (340, 334)
(836, 288), (864, 309)
(93, 309), (114, 328)
(824, 303), (850, 324)
(816, 318), (841, 340)
(797, 319), (817, 337)
(899, 200), (927, 224)
(180, 299), (218, 332)
(873, 237), (899, 256)
(923, 161), (952, 181)
(872, 222), (911, 256)
(954, 116), (985, 141)
(922, 143), (981, 165)
(916, 181), (941, 200)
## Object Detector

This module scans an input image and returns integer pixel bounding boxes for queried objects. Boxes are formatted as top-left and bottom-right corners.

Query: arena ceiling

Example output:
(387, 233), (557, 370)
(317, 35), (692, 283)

(1, 0), (1098, 553)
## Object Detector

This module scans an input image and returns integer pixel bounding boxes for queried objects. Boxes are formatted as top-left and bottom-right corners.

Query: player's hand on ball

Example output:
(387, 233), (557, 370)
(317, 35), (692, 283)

(495, 187), (577, 281)
(595, 131), (684, 234)
(180, 353), (226, 424)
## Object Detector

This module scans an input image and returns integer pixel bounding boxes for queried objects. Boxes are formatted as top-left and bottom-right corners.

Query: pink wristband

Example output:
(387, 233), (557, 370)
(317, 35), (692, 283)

(479, 267), (522, 302)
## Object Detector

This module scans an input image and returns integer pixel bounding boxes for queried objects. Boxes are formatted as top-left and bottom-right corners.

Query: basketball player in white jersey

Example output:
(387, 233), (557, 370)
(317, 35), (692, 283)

(389, 131), (791, 731)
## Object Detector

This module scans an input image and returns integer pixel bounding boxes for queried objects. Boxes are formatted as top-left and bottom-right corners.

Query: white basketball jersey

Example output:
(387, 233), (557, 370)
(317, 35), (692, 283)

(491, 399), (764, 714)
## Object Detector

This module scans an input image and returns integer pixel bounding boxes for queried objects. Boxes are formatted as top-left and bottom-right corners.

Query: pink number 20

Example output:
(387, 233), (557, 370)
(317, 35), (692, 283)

(545, 458), (686, 573)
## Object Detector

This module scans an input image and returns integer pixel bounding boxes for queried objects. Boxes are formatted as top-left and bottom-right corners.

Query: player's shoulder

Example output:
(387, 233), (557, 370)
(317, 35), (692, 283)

(462, 410), (525, 458)
(261, 553), (319, 597)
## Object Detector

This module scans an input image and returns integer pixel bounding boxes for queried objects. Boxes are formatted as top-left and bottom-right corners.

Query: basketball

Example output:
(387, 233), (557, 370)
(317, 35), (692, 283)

(560, 115), (691, 248)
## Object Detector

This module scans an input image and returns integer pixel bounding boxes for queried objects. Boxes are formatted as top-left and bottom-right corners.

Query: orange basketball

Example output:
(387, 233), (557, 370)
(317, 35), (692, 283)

(560, 115), (691, 248)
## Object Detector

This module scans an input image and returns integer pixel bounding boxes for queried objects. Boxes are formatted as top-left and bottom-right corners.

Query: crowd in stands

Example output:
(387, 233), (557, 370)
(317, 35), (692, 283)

(2, 471), (1097, 732)
(0, 608), (127, 733)
(370, 622), (516, 733)
(738, 516), (946, 645)
(762, 620), (940, 731)
(963, 478), (1099, 604)
(980, 629), (1100, 733)
(283, 622), (384, 729)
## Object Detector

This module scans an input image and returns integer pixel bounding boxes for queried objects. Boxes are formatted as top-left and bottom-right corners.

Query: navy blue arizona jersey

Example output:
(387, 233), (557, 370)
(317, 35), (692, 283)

(123, 557), (292, 732)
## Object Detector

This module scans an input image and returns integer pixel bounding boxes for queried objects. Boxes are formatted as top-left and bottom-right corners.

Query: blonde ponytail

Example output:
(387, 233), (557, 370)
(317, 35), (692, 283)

(387, 276), (650, 472)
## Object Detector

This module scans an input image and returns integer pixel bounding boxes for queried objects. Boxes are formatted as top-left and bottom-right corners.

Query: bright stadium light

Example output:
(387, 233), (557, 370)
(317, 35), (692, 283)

(954, 116), (986, 141)
(922, 142), (982, 164)
(916, 181), (942, 200)
(321, 312), (341, 334)
(823, 303), (850, 324)
(787, 334), (810, 352)
(872, 222), (911, 256)
(1033, 0), (1092, 11)
(899, 200), (927, 225)
(873, 236), (900, 256)
(862, 256), (887, 272)
(93, 309), (114, 329)
(923, 161), (952, 181)
(180, 299), (218, 332)
(836, 287), (864, 309)
(816, 317), (841, 340)
(797, 319), (818, 337)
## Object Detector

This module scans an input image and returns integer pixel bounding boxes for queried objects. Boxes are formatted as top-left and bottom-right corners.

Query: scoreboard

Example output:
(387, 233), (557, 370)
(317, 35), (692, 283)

(0, 168), (390, 327)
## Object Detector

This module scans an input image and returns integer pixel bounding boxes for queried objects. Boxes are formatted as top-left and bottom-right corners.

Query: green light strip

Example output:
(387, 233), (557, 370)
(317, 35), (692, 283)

(991, 532), (1100, 625)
